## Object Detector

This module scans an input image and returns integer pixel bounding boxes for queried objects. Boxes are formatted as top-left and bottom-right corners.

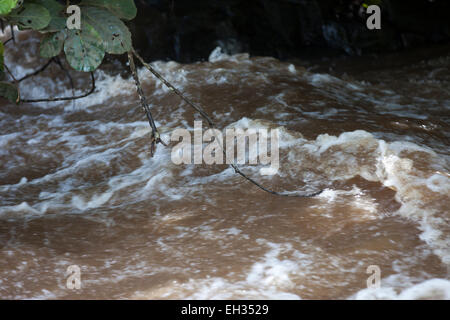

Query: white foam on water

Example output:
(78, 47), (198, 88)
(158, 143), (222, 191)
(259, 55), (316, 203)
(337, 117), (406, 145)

(0, 202), (41, 218)
(245, 242), (300, 289)
(219, 119), (448, 223)
(308, 73), (339, 84)
(226, 117), (305, 150)
(0, 118), (179, 216)
(426, 174), (450, 194)
(72, 70), (136, 110)
(208, 47), (251, 64)
(133, 240), (308, 299)
(322, 186), (378, 220)
(209, 47), (230, 63)
(134, 277), (301, 300)
(1, 34), (449, 299)
(132, 237), (362, 299)
(221, 120), (449, 266)
(28, 289), (58, 300)
(288, 64), (296, 74)
(71, 192), (114, 211)
(310, 131), (448, 264)
(374, 140), (450, 265)
(353, 278), (450, 300)
(145, 61), (190, 95)
(314, 130), (374, 154)
(0, 132), (21, 151)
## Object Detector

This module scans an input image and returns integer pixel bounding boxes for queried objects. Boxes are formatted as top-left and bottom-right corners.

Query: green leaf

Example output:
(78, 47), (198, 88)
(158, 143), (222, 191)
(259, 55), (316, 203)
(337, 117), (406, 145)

(40, 30), (65, 58)
(83, 6), (132, 54)
(0, 0), (18, 16)
(8, 2), (51, 30)
(32, 0), (66, 32)
(81, 0), (137, 20)
(64, 23), (105, 72)
(0, 81), (19, 104)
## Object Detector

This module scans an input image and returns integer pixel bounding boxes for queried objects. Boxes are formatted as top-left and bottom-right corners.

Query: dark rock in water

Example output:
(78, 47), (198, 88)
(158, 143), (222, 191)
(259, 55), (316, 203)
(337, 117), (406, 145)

(130, 0), (450, 63)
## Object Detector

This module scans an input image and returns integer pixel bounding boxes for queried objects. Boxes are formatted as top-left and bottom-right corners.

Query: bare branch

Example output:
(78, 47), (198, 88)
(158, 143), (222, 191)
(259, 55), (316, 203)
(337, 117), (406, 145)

(18, 59), (54, 82)
(21, 72), (96, 103)
(10, 24), (15, 44)
(127, 51), (166, 157)
(132, 48), (323, 198)
(3, 64), (18, 83)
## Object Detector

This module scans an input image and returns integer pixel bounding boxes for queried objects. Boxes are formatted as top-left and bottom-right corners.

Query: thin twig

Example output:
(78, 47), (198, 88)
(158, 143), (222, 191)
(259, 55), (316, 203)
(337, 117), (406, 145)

(17, 58), (78, 107)
(18, 59), (53, 82)
(21, 71), (96, 103)
(132, 48), (214, 127)
(9, 24), (15, 44)
(4, 64), (18, 82)
(127, 51), (166, 157)
(3, 37), (13, 45)
(132, 48), (323, 198)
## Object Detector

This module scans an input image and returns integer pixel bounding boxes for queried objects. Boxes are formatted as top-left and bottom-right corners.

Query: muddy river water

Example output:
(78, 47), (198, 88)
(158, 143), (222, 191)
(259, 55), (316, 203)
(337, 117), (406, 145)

(0, 31), (449, 299)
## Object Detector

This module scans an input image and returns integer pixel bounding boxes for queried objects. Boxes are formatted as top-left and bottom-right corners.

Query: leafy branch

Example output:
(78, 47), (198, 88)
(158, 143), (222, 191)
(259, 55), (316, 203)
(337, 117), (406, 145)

(0, 0), (136, 102)
(0, 0), (323, 197)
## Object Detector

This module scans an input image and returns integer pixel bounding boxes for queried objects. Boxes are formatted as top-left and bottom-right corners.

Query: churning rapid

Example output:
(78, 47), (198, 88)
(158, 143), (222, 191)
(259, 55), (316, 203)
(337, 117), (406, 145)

(0, 31), (449, 300)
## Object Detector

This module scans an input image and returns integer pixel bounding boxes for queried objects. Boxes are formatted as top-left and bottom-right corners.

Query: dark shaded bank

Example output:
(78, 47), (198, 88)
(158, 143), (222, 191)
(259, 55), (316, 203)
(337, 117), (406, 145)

(129, 0), (450, 63)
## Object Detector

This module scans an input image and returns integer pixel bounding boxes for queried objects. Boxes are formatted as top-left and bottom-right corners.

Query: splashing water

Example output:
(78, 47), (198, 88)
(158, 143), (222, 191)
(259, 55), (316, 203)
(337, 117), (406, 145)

(0, 32), (449, 299)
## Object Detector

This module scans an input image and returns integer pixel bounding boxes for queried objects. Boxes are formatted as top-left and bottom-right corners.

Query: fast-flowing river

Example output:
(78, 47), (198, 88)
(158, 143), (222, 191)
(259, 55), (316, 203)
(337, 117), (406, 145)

(0, 31), (449, 299)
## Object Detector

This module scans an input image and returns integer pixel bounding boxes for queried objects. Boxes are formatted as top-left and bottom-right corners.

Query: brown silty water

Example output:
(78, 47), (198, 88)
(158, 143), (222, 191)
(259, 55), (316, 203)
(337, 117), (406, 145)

(0, 31), (449, 299)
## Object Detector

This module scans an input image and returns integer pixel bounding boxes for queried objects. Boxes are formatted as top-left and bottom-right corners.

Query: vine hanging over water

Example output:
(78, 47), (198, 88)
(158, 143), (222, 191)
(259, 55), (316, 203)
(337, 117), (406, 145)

(0, 0), (323, 198)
